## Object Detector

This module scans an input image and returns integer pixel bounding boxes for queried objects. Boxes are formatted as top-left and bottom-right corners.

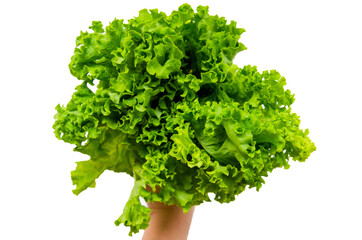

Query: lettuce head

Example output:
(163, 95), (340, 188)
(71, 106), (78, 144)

(53, 4), (316, 236)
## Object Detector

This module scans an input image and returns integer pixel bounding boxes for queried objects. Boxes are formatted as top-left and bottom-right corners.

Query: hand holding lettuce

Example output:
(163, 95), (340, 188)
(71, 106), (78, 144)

(53, 4), (316, 236)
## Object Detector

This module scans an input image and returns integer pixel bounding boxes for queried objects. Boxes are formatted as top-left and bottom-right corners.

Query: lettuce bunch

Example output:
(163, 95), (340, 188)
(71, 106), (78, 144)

(53, 4), (316, 235)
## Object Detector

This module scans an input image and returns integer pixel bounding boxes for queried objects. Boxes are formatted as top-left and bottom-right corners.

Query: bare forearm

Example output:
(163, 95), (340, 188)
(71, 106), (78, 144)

(142, 202), (195, 240)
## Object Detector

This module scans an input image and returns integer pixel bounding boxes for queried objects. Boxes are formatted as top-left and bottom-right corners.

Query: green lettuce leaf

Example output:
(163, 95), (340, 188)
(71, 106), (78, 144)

(114, 179), (151, 235)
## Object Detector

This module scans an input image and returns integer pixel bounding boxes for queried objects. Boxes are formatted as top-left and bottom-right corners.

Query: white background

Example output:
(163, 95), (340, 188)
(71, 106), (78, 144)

(1, 0), (361, 239)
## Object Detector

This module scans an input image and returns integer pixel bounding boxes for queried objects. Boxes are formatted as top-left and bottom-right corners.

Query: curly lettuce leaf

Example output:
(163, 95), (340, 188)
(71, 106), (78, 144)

(114, 179), (151, 236)
(71, 128), (146, 195)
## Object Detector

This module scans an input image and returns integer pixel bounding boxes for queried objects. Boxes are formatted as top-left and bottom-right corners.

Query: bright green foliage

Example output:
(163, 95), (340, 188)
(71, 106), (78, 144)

(53, 4), (316, 236)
